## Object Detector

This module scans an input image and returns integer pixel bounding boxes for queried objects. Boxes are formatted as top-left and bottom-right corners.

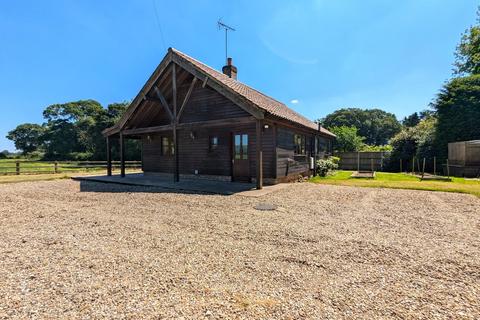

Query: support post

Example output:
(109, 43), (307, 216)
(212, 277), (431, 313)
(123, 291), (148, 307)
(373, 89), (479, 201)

(400, 159), (402, 173)
(433, 156), (436, 175)
(16, 161), (20, 175)
(412, 156), (415, 174)
(371, 158), (374, 172)
(54, 161), (58, 174)
(313, 135), (317, 176)
(106, 136), (112, 176)
(172, 63), (179, 182)
(256, 120), (263, 190)
(120, 132), (125, 177)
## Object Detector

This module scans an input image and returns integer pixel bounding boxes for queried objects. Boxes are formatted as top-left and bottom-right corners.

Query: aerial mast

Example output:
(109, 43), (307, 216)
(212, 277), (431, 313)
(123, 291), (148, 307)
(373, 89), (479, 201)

(217, 19), (236, 63)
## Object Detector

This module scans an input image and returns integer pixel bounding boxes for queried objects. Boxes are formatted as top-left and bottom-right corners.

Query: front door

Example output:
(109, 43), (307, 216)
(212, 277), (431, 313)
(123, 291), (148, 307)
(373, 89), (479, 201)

(233, 133), (250, 181)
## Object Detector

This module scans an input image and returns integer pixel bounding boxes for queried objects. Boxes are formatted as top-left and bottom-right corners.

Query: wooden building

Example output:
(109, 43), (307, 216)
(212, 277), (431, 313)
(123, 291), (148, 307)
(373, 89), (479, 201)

(103, 48), (335, 189)
(446, 140), (480, 177)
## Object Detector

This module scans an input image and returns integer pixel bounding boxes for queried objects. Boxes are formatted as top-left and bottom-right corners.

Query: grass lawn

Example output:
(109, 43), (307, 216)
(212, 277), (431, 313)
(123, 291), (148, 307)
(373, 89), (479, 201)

(0, 169), (141, 184)
(310, 170), (480, 197)
(0, 159), (141, 181)
(0, 159), (56, 174)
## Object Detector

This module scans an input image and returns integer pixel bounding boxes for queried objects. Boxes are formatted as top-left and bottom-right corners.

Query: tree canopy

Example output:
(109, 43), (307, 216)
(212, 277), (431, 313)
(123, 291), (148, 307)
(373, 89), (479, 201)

(320, 108), (401, 145)
(329, 126), (365, 152)
(6, 100), (140, 160)
(454, 8), (480, 76)
(6, 123), (45, 155)
(402, 112), (421, 128)
(431, 75), (480, 159)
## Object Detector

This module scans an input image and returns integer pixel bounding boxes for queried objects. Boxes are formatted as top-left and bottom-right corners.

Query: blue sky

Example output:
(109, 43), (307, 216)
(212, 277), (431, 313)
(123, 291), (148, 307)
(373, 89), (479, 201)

(0, 0), (478, 151)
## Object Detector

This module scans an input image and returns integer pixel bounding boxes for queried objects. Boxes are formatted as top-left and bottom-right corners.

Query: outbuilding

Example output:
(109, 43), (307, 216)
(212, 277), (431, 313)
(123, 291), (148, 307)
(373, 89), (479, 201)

(103, 48), (335, 189)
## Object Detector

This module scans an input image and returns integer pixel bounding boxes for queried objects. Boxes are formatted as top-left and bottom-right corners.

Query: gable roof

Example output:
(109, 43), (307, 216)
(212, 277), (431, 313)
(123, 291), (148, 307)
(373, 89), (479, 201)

(104, 48), (334, 137)
(171, 48), (334, 136)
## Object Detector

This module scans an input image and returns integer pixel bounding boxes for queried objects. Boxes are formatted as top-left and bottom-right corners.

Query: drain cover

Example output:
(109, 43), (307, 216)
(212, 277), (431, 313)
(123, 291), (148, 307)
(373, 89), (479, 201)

(254, 203), (277, 211)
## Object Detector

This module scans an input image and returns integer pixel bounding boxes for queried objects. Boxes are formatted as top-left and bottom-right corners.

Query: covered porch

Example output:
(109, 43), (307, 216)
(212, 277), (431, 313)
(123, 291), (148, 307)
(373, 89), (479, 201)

(103, 52), (265, 189)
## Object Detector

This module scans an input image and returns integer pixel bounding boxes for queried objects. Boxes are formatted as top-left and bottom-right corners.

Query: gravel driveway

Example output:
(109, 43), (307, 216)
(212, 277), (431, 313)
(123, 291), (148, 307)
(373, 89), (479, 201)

(0, 180), (479, 319)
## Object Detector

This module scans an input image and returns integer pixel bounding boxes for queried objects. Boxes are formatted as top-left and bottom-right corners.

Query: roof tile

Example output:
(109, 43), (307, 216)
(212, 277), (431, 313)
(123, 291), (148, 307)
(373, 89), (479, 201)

(171, 48), (334, 137)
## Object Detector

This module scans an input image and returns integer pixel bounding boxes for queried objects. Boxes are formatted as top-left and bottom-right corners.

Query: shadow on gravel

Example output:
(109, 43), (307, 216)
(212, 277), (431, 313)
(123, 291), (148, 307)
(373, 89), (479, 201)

(77, 180), (245, 196)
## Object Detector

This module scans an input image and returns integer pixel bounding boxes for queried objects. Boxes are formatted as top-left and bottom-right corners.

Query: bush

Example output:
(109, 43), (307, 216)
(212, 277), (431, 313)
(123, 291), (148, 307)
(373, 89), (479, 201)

(67, 152), (94, 161)
(360, 144), (393, 152)
(316, 156), (339, 177)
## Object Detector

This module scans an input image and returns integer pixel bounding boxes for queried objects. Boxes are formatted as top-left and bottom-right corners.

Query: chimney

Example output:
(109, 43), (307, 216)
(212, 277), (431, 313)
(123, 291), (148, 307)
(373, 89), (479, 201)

(222, 57), (237, 80)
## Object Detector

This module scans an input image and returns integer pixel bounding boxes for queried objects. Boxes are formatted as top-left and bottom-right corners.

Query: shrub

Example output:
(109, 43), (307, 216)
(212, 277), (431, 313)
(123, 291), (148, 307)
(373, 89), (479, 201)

(361, 144), (393, 152)
(316, 156), (339, 177)
(67, 152), (94, 161)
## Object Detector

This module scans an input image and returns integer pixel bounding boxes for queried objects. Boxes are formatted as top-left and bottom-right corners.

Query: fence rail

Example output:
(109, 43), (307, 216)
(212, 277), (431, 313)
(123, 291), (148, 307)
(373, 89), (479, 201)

(0, 160), (142, 176)
(335, 152), (390, 171)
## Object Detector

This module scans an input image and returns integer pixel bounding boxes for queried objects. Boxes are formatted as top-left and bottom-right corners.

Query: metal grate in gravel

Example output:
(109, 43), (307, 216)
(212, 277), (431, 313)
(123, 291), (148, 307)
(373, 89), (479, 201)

(254, 203), (278, 211)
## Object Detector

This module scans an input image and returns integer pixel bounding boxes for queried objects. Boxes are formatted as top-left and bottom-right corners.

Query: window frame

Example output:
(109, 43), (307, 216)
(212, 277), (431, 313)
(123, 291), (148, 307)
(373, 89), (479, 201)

(209, 136), (219, 152)
(161, 136), (174, 156)
(293, 134), (306, 156)
(234, 134), (248, 160)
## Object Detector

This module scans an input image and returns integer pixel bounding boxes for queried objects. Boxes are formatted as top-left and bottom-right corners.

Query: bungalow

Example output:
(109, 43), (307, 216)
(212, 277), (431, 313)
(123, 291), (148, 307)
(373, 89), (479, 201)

(103, 48), (335, 189)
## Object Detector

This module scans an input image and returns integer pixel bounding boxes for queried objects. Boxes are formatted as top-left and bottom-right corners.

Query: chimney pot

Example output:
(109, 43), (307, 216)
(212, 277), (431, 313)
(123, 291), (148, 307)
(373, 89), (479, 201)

(227, 57), (232, 66)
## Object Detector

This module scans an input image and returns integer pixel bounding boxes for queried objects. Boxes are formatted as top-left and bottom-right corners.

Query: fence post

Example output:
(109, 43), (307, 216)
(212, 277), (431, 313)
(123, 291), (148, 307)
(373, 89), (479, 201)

(446, 159), (450, 178)
(357, 152), (360, 172)
(54, 161), (58, 174)
(400, 159), (402, 173)
(16, 161), (20, 175)
(371, 158), (374, 172)
(433, 156), (436, 175)
(421, 158), (426, 179)
(412, 156), (415, 174)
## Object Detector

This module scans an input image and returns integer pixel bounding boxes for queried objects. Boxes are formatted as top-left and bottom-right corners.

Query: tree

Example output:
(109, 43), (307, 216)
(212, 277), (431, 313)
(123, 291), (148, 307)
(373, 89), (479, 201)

(90, 102), (141, 161)
(320, 108), (401, 145)
(389, 116), (437, 171)
(8, 99), (140, 161)
(330, 126), (365, 152)
(42, 100), (104, 159)
(431, 75), (480, 159)
(402, 112), (420, 127)
(454, 8), (480, 76)
(390, 127), (418, 164)
(6, 124), (45, 155)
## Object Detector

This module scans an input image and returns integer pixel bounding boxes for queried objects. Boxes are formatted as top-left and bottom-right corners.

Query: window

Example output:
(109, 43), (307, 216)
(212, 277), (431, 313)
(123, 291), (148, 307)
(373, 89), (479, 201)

(161, 136), (174, 156)
(234, 134), (248, 160)
(209, 136), (219, 151)
(317, 137), (328, 153)
(294, 134), (306, 155)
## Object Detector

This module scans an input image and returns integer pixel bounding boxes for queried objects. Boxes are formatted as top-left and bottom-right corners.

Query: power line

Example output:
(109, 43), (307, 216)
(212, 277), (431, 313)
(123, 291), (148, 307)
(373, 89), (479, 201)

(152, 0), (167, 51)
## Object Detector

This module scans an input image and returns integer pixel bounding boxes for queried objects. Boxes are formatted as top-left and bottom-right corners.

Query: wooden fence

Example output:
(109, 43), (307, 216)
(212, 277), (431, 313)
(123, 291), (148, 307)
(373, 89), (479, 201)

(335, 152), (391, 171)
(0, 160), (142, 176)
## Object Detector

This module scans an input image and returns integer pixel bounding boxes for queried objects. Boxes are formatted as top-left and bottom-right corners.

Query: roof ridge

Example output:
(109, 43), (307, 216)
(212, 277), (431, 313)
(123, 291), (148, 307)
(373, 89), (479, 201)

(171, 48), (286, 105)
(169, 47), (334, 136)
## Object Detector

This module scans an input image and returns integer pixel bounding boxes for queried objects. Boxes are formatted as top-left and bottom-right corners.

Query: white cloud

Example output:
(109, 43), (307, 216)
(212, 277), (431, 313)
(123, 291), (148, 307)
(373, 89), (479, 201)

(290, 99), (299, 104)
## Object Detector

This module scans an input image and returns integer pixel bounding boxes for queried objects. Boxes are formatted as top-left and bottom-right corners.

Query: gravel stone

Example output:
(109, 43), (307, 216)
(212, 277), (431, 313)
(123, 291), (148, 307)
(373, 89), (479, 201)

(0, 180), (479, 319)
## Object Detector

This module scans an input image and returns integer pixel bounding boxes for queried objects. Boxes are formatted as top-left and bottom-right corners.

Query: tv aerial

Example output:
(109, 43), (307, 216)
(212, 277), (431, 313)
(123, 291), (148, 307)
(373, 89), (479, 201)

(217, 19), (236, 63)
